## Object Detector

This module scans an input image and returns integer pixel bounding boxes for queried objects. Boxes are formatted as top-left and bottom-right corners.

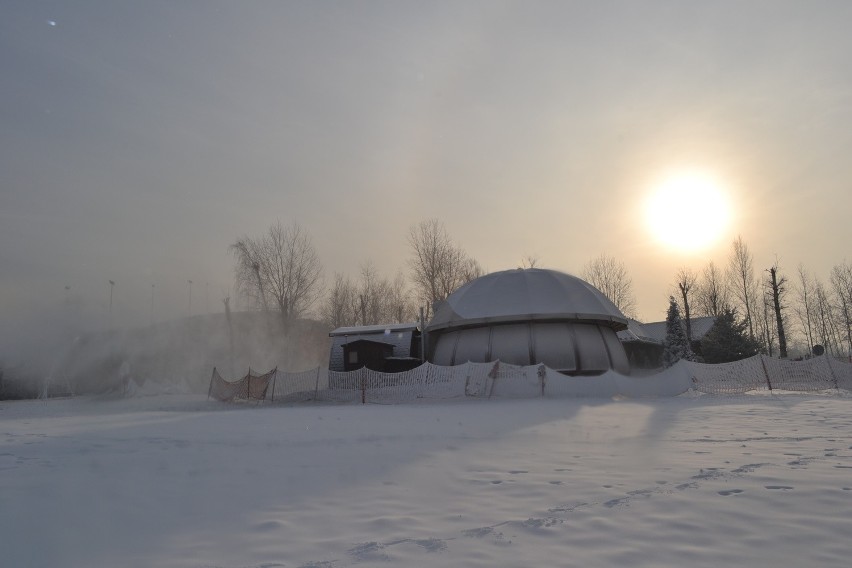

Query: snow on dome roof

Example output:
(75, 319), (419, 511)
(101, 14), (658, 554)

(427, 268), (628, 332)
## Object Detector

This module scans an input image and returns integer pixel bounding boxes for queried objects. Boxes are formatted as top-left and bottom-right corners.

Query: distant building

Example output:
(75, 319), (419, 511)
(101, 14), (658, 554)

(618, 315), (718, 369)
(617, 319), (664, 369)
(328, 323), (421, 372)
(326, 269), (725, 376)
(425, 268), (630, 375)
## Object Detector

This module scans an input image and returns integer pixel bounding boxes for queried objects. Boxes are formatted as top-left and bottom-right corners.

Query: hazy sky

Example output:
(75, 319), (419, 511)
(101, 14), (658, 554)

(3, 1), (852, 355)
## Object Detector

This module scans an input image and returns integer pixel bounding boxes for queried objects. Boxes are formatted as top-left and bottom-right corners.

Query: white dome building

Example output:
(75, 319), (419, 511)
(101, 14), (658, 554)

(426, 268), (630, 375)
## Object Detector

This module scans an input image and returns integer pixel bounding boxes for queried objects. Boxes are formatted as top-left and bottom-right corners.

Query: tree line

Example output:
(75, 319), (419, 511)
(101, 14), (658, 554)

(669, 236), (852, 359)
(230, 219), (645, 333)
(229, 220), (852, 360)
(229, 218), (482, 331)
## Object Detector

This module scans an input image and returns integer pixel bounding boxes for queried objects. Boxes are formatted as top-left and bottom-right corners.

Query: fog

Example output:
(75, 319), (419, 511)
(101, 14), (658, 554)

(4, 2), (852, 338)
(4, 2), (852, 390)
(1, 308), (330, 399)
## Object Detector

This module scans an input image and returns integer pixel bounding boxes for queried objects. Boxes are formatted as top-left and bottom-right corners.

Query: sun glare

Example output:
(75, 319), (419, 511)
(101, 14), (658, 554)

(644, 172), (731, 252)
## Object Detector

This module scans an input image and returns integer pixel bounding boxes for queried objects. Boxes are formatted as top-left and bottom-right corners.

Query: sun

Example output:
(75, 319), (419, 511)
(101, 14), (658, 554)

(644, 171), (732, 252)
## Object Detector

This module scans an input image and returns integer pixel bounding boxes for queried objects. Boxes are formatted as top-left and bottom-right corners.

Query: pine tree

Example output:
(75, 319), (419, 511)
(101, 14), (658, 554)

(700, 307), (761, 363)
(662, 296), (695, 367)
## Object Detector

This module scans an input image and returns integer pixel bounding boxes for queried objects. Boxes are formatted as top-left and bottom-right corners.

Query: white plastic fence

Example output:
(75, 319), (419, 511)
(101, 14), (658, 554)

(252, 355), (852, 404)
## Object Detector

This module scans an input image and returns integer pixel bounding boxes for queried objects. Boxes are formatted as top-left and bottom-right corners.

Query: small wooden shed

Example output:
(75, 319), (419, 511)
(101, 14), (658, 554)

(328, 323), (421, 372)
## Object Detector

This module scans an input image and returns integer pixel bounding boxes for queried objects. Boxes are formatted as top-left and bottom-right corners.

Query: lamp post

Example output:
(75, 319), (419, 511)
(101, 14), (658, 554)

(108, 280), (115, 330)
(187, 280), (193, 316)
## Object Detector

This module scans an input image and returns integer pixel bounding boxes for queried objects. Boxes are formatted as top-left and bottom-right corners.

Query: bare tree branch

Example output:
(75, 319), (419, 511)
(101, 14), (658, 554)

(674, 267), (697, 343)
(407, 219), (480, 317)
(726, 235), (758, 341)
(230, 221), (323, 327)
(582, 253), (637, 318)
(695, 260), (729, 317)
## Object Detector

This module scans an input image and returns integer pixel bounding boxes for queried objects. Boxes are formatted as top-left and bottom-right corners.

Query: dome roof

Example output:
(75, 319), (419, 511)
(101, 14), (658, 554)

(427, 268), (628, 332)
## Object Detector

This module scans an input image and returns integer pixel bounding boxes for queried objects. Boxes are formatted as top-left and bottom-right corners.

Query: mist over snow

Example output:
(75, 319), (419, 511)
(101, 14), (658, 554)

(1, 309), (330, 397)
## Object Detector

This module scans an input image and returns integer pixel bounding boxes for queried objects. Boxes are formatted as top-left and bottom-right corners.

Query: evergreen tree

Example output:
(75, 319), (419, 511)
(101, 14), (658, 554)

(663, 296), (695, 367)
(700, 307), (761, 363)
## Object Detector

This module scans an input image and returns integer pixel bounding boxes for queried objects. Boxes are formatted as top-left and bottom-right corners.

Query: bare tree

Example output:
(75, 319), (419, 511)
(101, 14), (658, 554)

(324, 264), (415, 329)
(727, 236), (758, 341)
(356, 262), (385, 326)
(460, 257), (485, 284)
(754, 276), (777, 356)
(520, 254), (540, 269)
(231, 239), (268, 312)
(794, 264), (817, 353)
(674, 267), (697, 344)
(582, 253), (637, 318)
(386, 271), (415, 324)
(830, 261), (852, 357)
(407, 219), (480, 318)
(767, 262), (788, 358)
(322, 272), (358, 329)
(695, 260), (729, 317)
(814, 278), (842, 356)
(231, 221), (324, 327)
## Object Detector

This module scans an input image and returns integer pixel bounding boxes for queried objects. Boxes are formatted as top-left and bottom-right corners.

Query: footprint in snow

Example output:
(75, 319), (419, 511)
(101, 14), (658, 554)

(347, 541), (388, 562)
(462, 527), (493, 538)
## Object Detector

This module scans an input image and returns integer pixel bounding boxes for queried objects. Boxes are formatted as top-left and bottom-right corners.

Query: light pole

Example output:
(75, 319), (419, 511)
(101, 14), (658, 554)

(187, 280), (193, 316)
(108, 280), (115, 330)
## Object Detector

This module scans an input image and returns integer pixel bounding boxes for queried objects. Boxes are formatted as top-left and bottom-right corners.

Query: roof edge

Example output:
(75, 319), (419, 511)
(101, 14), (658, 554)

(425, 313), (628, 333)
(330, 322), (419, 337)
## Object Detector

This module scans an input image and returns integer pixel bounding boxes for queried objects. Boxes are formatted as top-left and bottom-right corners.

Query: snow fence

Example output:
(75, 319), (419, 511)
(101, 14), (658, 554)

(209, 355), (852, 404)
(685, 354), (852, 394)
(208, 367), (276, 402)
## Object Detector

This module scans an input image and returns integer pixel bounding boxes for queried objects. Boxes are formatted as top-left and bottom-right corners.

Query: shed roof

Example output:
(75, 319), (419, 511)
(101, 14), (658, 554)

(330, 322), (419, 337)
(617, 319), (660, 343)
(632, 315), (718, 344)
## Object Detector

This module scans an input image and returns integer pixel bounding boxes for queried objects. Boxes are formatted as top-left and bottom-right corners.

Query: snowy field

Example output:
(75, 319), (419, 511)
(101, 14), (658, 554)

(2, 392), (852, 567)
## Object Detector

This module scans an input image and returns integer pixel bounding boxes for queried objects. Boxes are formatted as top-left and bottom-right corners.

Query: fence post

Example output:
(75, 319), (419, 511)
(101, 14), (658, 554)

(266, 367), (277, 402)
(207, 367), (215, 400)
(760, 355), (773, 391)
(487, 361), (499, 398)
(314, 367), (321, 400)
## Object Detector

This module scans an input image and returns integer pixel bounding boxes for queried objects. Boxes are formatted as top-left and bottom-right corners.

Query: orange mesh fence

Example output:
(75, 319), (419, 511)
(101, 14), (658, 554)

(247, 368), (275, 400)
(208, 367), (275, 402)
(208, 368), (246, 402)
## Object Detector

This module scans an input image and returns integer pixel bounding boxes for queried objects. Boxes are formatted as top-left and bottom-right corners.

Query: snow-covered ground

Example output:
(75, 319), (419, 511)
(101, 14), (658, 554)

(2, 392), (852, 567)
